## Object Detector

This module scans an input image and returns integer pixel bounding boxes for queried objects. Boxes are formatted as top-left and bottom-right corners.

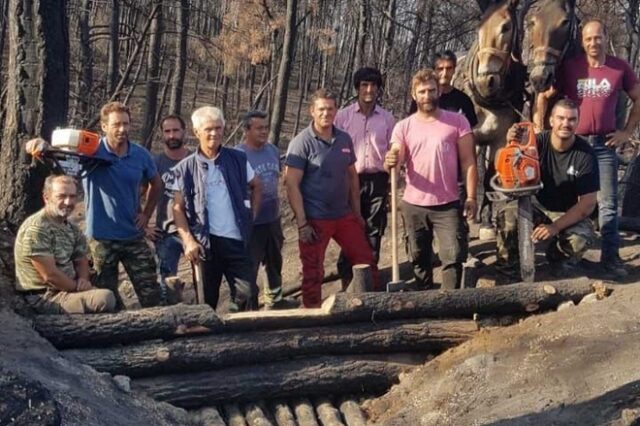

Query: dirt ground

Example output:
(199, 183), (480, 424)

(363, 280), (640, 425)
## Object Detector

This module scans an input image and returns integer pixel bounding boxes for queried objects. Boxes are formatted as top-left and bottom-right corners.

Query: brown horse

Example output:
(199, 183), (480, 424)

(462, 0), (526, 155)
(525, 0), (578, 93)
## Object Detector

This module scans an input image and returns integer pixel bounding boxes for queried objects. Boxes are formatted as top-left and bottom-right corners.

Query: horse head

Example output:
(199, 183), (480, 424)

(474, 0), (519, 99)
(526, 0), (577, 92)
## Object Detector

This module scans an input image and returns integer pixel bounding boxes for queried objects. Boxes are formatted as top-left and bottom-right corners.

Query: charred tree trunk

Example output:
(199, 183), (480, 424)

(107, 0), (119, 96)
(133, 356), (410, 408)
(268, 0), (297, 147)
(34, 304), (221, 349)
(169, 0), (189, 114)
(380, 0), (396, 75)
(75, 0), (93, 126)
(353, 0), (368, 72)
(64, 319), (476, 377)
(141, 0), (163, 145)
(0, 0), (69, 228)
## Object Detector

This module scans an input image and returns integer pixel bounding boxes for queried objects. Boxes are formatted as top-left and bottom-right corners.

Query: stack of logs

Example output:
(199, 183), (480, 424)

(31, 277), (607, 425)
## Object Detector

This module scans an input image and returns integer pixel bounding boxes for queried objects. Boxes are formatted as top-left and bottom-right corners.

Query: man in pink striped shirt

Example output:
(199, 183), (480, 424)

(334, 67), (396, 285)
(385, 69), (478, 290)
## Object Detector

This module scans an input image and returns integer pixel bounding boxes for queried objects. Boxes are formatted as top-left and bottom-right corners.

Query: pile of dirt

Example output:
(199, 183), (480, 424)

(364, 283), (640, 425)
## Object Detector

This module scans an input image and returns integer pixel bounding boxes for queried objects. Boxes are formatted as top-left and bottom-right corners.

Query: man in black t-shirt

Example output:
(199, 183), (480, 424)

(496, 99), (599, 281)
(408, 51), (478, 126)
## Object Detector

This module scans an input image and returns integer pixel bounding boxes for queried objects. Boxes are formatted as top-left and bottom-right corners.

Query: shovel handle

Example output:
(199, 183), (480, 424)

(193, 261), (206, 305)
(390, 165), (400, 283)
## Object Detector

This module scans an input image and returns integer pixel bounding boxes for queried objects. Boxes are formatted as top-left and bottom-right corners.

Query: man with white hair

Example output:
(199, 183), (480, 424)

(171, 106), (262, 311)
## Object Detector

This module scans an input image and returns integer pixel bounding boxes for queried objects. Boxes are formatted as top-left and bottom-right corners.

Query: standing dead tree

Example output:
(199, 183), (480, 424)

(169, 0), (189, 115)
(0, 0), (69, 228)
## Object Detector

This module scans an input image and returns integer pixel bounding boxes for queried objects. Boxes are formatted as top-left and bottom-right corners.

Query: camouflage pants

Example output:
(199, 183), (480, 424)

(24, 288), (116, 314)
(495, 199), (595, 278)
(88, 237), (161, 308)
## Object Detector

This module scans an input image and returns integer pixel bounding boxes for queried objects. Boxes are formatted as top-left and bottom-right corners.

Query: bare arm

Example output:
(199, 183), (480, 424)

(533, 87), (556, 131)
(172, 191), (203, 263)
(458, 133), (478, 219)
(347, 165), (361, 217)
(284, 166), (307, 227)
(30, 256), (78, 292)
(532, 192), (597, 241)
(73, 256), (91, 281)
(608, 83), (640, 147)
(248, 176), (263, 220)
(138, 173), (162, 229)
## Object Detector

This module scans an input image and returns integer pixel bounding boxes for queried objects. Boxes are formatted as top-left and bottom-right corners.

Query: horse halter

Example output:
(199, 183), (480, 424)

(529, 11), (577, 69)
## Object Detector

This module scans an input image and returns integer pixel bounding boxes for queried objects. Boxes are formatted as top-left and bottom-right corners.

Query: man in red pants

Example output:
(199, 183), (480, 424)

(285, 88), (380, 308)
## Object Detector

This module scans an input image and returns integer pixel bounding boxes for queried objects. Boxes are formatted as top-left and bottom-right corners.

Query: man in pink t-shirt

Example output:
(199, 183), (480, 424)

(385, 69), (478, 290)
(544, 19), (640, 279)
(334, 67), (396, 285)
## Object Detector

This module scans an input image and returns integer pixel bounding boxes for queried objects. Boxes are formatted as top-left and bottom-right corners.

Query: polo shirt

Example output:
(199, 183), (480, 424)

(285, 124), (356, 219)
(83, 138), (158, 240)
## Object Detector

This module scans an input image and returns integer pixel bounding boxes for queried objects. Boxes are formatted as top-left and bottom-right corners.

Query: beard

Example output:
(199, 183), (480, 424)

(47, 204), (74, 220)
(165, 138), (184, 150)
(418, 98), (439, 113)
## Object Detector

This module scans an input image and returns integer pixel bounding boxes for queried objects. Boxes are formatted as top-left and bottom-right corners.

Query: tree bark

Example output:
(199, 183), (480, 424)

(64, 319), (476, 377)
(141, 0), (164, 145)
(34, 304), (221, 349)
(380, 0), (396, 75)
(268, 0), (298, 147)
(132, 356), (410, 408)
(169, 0), (189, 114)
(107, 0), (119, 96)
(75, 0), (93, 126)
(353, 0), (368, 72)
(0, 0), (69, 228)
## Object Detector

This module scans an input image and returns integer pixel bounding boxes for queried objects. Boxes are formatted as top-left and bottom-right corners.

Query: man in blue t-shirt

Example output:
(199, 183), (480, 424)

(84, 101), (163, 308)
(236, 110), (294, 310)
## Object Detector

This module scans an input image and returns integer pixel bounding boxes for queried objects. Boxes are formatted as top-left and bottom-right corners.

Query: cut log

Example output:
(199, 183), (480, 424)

(338, 398), (367, 426)
(34, 304), (221, 349)
(293, 398), (320, 426)
(271, 402), (297, 426)
(132, 356), (411, 408)
(223, 403), (247, 426)
(244, 402), (274, 426)
(347, 265), (372, 293)
(65, 319), (476, 377)
(191, 407), (226, 426)
(314, 397), (344, 426)
(225, 278), (602, 331)
(38, 280), (599, 350)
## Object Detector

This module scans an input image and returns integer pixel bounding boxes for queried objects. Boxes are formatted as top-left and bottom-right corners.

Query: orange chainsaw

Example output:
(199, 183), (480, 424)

(488, 122), (543, 283)
(27, 129), (110, 177)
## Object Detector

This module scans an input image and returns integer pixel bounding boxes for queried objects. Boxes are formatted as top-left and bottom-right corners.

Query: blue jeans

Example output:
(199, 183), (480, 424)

(586, 135), (619, 262)
(155, 233), (184, 278)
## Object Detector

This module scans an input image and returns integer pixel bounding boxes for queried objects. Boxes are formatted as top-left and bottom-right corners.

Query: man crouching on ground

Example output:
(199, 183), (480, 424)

(14, 175), (116, 314)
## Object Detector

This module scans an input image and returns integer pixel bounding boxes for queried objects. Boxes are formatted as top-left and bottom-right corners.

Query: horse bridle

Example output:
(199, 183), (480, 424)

(528, 10), (577, 69)
(468, 8), (520, 107)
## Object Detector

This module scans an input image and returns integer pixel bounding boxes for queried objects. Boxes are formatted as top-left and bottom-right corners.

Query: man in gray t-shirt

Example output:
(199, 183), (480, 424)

(284, 89), (380, 308)
(148, 115), (191, 280)
(236, 110), (292, 309)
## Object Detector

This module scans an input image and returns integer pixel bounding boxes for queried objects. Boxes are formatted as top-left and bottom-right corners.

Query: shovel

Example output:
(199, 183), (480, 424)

(387, 147), (407, 292)
(192, 259), (206, 304)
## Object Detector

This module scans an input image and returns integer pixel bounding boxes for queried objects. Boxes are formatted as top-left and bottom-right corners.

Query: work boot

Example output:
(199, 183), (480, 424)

(601, 257), (629, 281)
(264, 298), (299, 310)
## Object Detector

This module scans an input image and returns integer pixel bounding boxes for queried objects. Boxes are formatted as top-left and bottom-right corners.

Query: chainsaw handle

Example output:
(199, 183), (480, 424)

(510, 122), (536, 149)
(489, 174), (543, 194)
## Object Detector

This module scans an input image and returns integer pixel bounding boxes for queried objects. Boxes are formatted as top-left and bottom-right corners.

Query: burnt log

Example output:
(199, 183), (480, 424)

(225, 278), (604, 331)
(34, 304), (221, 349)
(132, 356), (411, 408)
(65, 320), (476, 377)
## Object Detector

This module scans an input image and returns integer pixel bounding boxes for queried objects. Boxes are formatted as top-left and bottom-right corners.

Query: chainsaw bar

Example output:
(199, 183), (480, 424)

(518, 196), (535, 282)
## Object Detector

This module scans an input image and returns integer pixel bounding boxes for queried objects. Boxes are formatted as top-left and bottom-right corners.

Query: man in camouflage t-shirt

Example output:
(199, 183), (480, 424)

(14, 175), (116, 314)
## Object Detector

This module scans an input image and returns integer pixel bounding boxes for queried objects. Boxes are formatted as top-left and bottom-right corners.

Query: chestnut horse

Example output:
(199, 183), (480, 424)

(463, 0), (527, 156)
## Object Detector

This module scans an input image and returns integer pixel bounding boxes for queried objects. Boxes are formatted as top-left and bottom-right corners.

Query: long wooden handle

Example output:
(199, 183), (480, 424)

(390, 166), (399, 283)
(193, 262), (206, 305)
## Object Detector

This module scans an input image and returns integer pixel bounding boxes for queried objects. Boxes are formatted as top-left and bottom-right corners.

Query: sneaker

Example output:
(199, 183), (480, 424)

(227, 301), (240, 313)
(478, 226), (496, 241)
(601, 258), (629, 280)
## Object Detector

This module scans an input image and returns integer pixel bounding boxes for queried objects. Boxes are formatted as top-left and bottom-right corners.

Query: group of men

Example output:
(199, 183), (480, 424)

(13, 18), (636, 314)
